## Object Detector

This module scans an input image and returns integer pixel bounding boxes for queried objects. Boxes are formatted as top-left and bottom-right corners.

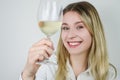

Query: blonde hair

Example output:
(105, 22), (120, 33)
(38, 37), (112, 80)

(55, 1), (116, 80)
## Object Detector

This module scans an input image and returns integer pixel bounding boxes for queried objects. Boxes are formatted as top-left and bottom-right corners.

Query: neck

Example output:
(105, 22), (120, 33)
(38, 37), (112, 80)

(69, 53), (88, 77)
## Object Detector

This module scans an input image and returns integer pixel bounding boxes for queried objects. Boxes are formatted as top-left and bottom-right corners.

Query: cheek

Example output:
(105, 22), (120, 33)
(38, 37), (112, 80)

(84, 33), (92, 47)
(80, 31), (92, 46)
(61, 32), (68, 45)
(61, 31), (67, 40)
(87, 36), (92, 46)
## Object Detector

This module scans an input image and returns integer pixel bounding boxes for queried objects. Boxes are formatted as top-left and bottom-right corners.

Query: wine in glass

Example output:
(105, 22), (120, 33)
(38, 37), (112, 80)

(37, 0), (62, 64)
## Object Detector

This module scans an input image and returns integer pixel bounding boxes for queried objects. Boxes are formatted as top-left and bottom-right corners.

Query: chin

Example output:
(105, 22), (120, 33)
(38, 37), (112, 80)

(68, 50), (81, 55)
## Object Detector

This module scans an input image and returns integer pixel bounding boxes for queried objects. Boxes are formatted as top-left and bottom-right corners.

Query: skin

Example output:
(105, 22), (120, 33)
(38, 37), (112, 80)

(61, 11), (92, 77)
(22, 11), (92, 80)
(22, 38), (54, 80)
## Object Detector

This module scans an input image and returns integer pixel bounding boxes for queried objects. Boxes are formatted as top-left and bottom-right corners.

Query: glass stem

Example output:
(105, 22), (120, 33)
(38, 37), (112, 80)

(47, 34), (51, 40)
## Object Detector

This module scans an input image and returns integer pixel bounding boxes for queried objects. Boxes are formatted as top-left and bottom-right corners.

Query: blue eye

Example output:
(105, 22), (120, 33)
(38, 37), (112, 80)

(62, 27), (69, 30)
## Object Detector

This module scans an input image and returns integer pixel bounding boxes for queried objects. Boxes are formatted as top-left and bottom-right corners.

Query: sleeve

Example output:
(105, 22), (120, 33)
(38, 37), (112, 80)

(19, 74), (23, 80)
(35, 64), (47, 80)
(107, 65), (117, 80)
(19, 64), (47, 80)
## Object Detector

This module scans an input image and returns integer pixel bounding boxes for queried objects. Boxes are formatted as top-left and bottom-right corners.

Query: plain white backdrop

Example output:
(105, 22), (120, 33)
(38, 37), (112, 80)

(0, 0), (120, 80)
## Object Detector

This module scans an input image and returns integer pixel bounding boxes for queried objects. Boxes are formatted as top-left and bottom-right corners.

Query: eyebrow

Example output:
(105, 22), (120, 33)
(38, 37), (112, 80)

(62, 21), (83, 25)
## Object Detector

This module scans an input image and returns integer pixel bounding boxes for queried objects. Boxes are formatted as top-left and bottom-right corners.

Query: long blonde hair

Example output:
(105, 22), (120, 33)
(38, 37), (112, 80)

(55, 1), (116, 80)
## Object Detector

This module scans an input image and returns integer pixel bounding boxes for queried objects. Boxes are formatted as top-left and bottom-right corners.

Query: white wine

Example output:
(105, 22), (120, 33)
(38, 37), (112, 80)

(38, 21), (62, 36)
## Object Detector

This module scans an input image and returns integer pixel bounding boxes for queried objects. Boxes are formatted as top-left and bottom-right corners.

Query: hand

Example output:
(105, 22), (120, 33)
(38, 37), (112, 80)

(22, 38), (54, 80)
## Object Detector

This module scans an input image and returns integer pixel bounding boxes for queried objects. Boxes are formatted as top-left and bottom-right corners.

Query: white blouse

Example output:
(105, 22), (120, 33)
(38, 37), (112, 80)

(19, 55), (116, 80)
(35, 62), (116, 80)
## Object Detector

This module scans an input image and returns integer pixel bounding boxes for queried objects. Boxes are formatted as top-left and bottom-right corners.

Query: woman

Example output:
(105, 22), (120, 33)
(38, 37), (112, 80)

(20, 1), (117, 80)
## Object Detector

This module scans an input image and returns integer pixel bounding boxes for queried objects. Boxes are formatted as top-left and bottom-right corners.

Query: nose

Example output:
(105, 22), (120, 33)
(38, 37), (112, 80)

(67, 29), (77, 39)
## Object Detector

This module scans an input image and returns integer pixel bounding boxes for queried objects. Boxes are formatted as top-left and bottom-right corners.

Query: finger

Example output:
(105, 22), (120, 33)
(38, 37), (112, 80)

(32, 53), (44, 64)
(32, 38), (54, 50)
(44, 46), (54, 56)
(38, 50), (49, 59)
(30, 45), (54, 56)
(29, 46), (52, 63)
(28, 49), (47, 64)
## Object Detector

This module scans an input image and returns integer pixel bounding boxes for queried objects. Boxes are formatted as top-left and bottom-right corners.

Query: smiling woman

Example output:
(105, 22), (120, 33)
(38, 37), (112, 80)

(55, 1), (117, 80)
(61, 11), (92, 55)
(20, 1), (117, 80)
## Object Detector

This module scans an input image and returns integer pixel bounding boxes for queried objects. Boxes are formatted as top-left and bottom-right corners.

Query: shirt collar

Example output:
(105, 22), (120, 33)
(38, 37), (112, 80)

(66, 59), (91, 80)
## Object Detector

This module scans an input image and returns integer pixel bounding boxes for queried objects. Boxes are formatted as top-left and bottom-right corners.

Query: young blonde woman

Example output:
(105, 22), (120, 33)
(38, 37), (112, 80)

(20, 1), (117, 80)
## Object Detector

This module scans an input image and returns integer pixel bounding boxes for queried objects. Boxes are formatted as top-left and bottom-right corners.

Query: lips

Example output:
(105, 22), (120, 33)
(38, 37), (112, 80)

(67, 41), (82, 48)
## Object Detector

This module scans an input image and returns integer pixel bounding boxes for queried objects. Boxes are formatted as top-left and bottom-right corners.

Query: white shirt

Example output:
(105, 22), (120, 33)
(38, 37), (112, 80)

(19, 55), (116, 80)
(35, 62), (116, 80)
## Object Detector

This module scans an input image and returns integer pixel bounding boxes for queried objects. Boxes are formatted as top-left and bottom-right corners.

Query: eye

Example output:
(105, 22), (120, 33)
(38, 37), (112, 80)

(76, 26), (83, 30)
(61, 26), (69, 31)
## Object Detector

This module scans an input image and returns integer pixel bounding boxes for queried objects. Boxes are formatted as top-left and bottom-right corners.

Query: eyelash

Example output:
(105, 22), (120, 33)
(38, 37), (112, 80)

(76, 26), (83, 30)
(61, 26), (84, 31)
(61, 27), (69, 30)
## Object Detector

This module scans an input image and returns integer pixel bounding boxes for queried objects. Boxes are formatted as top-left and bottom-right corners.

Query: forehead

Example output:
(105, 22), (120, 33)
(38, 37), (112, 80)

(63, 11), (82, 23)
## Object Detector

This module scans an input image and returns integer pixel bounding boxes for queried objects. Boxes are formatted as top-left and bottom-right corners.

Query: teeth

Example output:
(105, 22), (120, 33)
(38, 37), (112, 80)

(69, 42), (80, 46)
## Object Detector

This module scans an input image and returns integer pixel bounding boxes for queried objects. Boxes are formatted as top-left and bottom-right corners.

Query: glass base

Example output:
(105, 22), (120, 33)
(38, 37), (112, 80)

(36, 53), (57, 65)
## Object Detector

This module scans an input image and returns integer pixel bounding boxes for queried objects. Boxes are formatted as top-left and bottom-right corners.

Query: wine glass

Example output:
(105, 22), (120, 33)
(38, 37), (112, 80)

(37, 0), (62, 64)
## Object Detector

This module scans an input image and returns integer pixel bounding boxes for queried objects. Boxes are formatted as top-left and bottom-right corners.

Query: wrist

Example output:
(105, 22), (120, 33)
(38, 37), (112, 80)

(22, 71), (35, 80)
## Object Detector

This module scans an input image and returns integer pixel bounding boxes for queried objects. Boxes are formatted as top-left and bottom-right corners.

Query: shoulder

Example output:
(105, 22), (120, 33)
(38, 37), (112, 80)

(107, 64), (117, 80)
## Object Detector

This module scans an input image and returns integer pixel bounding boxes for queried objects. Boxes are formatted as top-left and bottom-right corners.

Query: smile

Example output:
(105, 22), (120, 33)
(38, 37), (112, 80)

(67, 41), (82, 48)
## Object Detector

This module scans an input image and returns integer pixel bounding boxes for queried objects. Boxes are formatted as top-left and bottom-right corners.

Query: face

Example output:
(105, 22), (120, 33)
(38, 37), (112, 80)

(61, 11), (92, 55)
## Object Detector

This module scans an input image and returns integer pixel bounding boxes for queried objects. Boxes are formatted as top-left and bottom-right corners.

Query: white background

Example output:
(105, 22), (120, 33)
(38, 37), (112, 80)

(0, 0), (120, 80)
